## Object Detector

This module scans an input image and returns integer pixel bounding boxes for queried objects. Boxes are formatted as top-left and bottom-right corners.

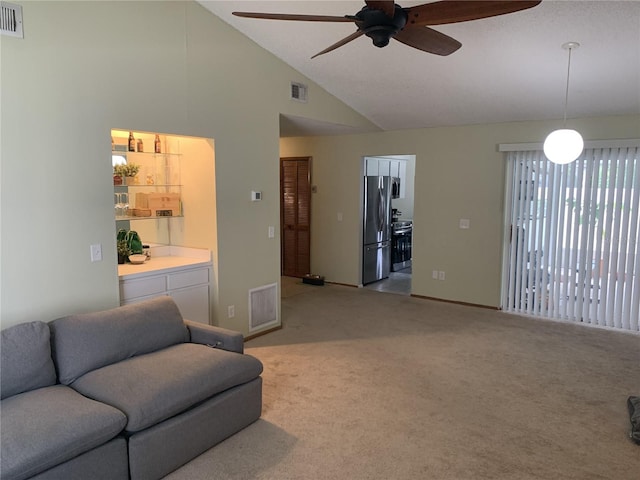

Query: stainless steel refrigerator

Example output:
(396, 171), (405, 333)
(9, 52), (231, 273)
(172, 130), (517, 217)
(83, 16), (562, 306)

(363, 176), (392, 285)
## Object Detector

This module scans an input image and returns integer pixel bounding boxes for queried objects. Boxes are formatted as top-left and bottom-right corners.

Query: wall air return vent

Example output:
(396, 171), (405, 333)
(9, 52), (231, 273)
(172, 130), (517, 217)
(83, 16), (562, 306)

(290, 82), (308, 103)
(1, 2), (23, 38)
(248, 283), (278, 332)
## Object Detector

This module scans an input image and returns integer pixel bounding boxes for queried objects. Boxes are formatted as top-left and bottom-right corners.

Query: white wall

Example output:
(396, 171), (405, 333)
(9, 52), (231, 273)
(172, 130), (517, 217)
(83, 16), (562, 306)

(281, 115), (640, 306)
(0, 1), (376, 332)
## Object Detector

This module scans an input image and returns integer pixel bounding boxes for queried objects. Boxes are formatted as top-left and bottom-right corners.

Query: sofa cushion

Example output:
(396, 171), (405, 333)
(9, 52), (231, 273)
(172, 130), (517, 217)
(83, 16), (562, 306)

(71, 343), (263, 432)
(1, 321), (57, 400)
(0, 385), (127, 480)
(50, 297), (189, 384)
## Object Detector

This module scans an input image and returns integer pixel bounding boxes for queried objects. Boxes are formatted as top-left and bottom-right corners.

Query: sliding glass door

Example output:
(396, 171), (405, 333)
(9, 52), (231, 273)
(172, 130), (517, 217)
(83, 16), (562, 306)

(503, 145), (639, 332)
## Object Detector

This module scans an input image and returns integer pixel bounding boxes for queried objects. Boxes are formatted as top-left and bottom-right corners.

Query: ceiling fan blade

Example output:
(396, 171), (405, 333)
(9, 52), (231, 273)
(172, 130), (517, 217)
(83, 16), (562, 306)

(311, 30), (366, 59)
(394, 26), (461, 56)
(405, 1), (542, 26)
(365, 1), (396, 18)
(232, 12), (354, 23)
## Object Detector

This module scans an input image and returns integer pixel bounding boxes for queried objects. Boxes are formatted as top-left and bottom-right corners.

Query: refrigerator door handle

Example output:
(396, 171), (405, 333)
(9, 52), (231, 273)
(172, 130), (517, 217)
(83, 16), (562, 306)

(377, 188), (384, 233)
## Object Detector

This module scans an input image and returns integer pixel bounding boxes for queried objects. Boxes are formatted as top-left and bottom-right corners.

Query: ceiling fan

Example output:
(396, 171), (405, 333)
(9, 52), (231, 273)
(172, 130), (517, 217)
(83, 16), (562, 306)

(233, 1), (541, 58)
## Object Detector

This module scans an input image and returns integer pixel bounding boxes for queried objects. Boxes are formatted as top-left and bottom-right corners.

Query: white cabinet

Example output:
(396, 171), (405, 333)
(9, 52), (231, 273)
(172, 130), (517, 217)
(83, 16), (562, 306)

(119, 264), (212, 324)
(390, 160), (400, 178)
(365, 157), (379, 176)
(366, 157), (407, 199)
(170, 284), (210, 325)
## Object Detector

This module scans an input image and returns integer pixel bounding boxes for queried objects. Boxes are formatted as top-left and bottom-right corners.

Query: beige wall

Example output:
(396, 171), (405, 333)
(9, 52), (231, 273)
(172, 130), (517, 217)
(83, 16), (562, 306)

(281, 115), (640, 307)
(0, 1), (376, 332)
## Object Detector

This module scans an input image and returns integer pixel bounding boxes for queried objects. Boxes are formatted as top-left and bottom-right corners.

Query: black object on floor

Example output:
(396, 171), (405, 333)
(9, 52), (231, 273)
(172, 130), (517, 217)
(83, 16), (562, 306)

(628, 396), (640, 444)
(303, 274), (324, 286)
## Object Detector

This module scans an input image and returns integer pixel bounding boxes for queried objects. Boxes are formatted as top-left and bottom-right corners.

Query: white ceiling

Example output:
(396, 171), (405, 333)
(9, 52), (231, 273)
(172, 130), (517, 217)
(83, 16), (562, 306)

(200, 1), (640, 136)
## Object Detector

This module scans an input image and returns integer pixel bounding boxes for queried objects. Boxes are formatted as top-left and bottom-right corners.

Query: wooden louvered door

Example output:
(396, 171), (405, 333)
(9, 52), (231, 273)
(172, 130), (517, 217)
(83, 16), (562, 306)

(281, 157), (311, 277)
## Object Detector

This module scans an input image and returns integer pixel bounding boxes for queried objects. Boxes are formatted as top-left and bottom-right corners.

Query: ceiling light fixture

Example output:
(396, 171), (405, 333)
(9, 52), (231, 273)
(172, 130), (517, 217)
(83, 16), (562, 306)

(543, 42), (584, 165)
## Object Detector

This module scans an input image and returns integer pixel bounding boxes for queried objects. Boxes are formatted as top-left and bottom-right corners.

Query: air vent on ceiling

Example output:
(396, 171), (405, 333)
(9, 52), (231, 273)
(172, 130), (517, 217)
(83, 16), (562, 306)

(290, 82), (308, 103)
(248, 283), (278, 332)
(1, 2), (23, 38)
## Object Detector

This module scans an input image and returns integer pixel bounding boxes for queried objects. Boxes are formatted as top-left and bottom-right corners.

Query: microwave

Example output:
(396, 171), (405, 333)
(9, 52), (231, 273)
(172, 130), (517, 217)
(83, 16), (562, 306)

(391, 177), (401, 199)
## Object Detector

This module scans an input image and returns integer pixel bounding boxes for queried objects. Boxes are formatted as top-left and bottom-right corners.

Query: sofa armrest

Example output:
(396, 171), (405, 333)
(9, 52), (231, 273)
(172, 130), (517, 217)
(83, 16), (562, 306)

(184, 320), (244, 354)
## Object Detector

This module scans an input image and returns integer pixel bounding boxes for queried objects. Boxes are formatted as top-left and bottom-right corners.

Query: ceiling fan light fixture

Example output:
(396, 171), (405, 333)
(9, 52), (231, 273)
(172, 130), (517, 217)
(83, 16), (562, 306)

(544, 41), (583, 165)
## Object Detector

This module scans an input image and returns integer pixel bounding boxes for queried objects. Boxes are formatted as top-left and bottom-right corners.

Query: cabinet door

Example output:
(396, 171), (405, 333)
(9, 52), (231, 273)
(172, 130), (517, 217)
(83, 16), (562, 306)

(171, 285), (210, 324)
(390, 160), (400, 178)
(378, 159), (390, 177)
(365, 158), (378, 176)
(399, 161), (407, 199)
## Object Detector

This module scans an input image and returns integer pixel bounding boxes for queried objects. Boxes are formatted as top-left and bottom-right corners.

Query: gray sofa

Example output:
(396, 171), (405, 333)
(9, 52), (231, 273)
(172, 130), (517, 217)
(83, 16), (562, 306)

(1, 297), (263, 480)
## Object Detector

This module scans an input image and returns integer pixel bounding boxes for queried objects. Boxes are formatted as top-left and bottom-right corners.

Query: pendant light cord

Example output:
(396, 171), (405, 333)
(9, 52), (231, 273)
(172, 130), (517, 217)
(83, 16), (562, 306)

(563, 46), (573, 126)
(561, 42), (579, 127)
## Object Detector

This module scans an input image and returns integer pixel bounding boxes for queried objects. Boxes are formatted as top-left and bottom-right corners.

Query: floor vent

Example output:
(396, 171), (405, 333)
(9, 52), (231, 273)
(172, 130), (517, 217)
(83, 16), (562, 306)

(1, 2), (23, 38)
(290, 82), (308, 103)
(249, 283), (278, 332)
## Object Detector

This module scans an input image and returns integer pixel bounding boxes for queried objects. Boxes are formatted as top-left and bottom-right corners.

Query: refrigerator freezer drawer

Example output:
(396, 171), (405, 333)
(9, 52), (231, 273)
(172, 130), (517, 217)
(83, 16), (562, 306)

(363, 242), (391, 285)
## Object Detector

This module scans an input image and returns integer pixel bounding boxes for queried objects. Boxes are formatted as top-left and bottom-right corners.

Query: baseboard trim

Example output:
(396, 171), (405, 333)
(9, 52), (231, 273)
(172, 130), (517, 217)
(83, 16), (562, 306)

(326, 281), (358, 288)
(245, 325), (282, 342)
(410, 294), (499, 310)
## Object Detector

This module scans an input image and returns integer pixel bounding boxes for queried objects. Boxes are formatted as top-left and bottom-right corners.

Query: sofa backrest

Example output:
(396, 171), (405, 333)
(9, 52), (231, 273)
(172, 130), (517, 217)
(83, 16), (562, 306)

(1, 321), (58, 399)
(50, 296), (189, 385)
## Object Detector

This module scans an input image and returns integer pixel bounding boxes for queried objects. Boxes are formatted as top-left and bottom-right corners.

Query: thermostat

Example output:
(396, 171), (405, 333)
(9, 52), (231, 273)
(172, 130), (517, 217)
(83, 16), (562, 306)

(251, 191), (262, 201)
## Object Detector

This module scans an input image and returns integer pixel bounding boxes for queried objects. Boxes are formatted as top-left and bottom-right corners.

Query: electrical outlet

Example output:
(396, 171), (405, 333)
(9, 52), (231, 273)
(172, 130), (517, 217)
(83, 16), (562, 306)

(432, 270), (438, 279)
(227, 305), (235, 318)
(268, 226), (275, 238)
(90, 244), (102, 262)
(438, 271), (446, 281)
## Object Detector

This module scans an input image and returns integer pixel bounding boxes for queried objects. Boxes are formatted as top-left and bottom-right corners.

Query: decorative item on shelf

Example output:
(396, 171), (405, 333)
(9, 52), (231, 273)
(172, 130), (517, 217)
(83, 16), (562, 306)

(117, 239), (130, 265)
(154, 134), (161, 153)
(136, 138), (143, 152)
(131, 208), (152, 217)
(128, 132), (135, 152)
(113, 175), (123, 186)
(146, 174), (154, 185)
(138, 192), (181, 216)
(543, 42), (584, 165)
(114, 163), (141, 186)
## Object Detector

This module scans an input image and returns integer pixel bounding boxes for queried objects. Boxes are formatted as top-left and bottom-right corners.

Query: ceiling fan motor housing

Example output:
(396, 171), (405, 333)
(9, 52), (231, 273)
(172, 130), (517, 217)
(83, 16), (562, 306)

(355, 5), (408, 47)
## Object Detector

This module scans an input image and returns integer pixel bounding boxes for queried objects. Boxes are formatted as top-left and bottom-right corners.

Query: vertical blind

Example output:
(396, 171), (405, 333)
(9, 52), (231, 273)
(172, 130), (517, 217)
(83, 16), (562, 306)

(504, 146), (639, 332)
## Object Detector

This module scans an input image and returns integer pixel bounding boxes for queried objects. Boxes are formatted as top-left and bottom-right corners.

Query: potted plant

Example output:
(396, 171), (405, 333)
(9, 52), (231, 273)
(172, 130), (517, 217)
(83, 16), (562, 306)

(114, 163), (141, 185)
(117, 239), (131, 264)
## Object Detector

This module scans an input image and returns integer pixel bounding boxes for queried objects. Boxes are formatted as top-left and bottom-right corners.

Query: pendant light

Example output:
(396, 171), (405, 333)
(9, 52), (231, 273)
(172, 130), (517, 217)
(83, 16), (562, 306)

(543, 42), (584, 164)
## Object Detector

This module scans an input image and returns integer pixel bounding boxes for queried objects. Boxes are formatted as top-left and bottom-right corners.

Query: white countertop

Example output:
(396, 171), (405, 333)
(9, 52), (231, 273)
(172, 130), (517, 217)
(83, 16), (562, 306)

(118, 246), (211, 279)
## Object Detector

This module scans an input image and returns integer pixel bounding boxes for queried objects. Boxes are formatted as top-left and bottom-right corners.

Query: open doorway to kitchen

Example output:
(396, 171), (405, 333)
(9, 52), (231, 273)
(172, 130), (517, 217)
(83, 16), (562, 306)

(362, 154), (416, 296)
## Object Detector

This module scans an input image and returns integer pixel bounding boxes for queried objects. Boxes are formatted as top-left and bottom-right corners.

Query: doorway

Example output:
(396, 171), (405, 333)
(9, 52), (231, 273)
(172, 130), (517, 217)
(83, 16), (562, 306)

(362, 154), (415, 295)
(280, 157), (311, 278)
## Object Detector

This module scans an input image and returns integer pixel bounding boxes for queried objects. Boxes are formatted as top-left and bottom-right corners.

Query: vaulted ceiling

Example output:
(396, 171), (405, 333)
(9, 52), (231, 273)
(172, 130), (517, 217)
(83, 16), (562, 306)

(200, 1), (640, 136)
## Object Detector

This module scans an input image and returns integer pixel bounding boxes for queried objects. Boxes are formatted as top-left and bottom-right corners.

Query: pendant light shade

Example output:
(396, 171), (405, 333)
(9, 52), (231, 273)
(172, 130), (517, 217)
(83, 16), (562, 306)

(543, 128), (584, 164)
(544, 42), (583, 165)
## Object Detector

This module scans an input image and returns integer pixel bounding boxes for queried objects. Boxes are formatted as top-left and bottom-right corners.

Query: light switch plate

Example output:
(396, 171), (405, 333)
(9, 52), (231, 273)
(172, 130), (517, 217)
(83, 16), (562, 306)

(90, 244), (102, 262)
(459, 219), (470, 229)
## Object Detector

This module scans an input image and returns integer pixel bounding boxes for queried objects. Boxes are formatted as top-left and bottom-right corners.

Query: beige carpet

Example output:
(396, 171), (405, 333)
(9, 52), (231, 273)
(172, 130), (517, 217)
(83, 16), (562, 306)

(166, 284), (640, 479)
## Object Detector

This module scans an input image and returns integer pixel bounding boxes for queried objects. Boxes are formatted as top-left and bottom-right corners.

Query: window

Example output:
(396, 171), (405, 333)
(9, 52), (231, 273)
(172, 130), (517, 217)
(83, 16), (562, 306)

(503, 145), (639, 332)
